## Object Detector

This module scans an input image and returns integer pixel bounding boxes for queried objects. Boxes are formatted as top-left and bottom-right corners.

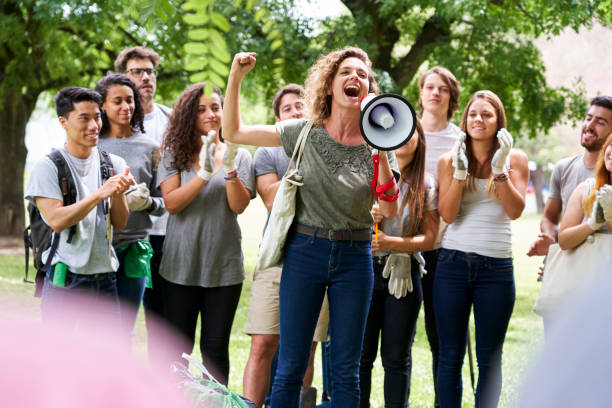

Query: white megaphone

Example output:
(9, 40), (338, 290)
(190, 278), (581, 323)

(360, 93), (417, 151)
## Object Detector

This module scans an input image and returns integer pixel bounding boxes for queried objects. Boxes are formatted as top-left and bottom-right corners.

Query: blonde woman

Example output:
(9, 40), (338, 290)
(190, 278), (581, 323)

(558, 133), (612, 249)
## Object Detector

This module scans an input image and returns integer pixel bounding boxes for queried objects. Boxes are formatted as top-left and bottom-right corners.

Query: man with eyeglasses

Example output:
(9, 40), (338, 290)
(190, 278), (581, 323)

(114, 46), (172, 363)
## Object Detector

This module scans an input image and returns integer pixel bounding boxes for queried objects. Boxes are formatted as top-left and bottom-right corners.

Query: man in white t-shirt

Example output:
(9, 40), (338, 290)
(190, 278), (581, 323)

(25, 87), (134, 323)
(528, 96), (612, 259)
(114, 47), (171, 359)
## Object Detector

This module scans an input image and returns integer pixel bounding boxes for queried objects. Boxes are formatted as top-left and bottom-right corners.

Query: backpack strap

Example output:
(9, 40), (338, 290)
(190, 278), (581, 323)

(156, 103), (172, 119)
(98, 149), (115, 216)
(48, 150), (78, 243)
(99, 149), (115, 181)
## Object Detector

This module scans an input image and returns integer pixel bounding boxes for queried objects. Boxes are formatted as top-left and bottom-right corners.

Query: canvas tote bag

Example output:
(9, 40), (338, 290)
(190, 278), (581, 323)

(255, 121), (313, 271)
(533, 232), (612, 317)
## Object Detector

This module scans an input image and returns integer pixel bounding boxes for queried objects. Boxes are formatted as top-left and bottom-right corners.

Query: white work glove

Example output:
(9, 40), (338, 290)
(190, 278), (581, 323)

(197, 130), (217, 181)
(382, 254), (413, 299)
(598, 184), (612, 222)
(450, 132), (468, 180)
(491, 128), (513, 175)
(126, 182), (152, 211)
(587, 192), (606, 231)
(223, 140), (239, 173)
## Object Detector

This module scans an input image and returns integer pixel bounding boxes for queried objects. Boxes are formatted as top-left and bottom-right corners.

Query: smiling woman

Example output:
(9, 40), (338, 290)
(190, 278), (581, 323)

(95, 74), (166, 337)
(434, 90), (530, 408)
(156, 82), (254, 386)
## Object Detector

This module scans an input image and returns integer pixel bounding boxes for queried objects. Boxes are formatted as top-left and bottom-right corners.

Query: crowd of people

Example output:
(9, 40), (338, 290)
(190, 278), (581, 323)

(24, 43), (612, 408)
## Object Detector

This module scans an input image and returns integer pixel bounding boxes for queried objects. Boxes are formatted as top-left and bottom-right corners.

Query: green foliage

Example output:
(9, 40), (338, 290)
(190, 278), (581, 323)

(320, 0), (612, 138)
(0, 0), (190, 107)
(182, 0), (231, 90)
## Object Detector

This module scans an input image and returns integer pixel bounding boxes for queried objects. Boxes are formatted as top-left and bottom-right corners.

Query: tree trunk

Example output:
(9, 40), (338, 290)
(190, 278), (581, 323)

(0, 87), (38, 238)
(533, 163), (545, 213)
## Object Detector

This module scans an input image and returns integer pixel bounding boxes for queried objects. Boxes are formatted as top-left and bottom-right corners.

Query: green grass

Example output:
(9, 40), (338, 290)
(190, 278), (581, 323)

(0, 203), (545, 407)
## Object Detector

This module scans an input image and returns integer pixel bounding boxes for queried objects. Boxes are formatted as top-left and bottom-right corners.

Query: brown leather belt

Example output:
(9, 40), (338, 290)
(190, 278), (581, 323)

(294, 223), (372, 242)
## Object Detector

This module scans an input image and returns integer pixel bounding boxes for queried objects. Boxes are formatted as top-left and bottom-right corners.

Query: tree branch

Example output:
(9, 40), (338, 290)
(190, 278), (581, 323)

(389, 15), (453, 89)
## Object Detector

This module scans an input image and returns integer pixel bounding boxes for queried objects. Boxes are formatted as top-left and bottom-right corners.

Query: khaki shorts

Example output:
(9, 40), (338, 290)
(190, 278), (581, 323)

(245, 266), (330, 342)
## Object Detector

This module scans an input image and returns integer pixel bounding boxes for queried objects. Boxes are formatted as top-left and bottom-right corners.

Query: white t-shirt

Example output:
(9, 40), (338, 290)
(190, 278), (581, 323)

(425, 122), (462, 180)
(25, 147), (128, 274)
(143, 103), (171, 235)
(143, 104), (171, 146)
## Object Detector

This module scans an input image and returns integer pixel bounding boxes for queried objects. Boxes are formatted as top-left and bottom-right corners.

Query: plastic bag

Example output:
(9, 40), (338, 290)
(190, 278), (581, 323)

(172, 353), (254, 408)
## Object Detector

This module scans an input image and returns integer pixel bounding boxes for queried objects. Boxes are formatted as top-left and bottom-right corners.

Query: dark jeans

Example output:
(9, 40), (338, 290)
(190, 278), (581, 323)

(143, 234), (167, 360)
(422, 249), (441, 407)
(161, 276), (242, 385)
(116, 248), (146, 335)
(41, 266), (119, 325)
(433, 249), (515, 408)
(271, 230), (373, 408)
(360, 257), (423, 408)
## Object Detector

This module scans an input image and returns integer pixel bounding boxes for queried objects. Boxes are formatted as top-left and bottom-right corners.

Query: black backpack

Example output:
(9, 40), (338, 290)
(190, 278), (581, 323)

(24, 149), (115, 297)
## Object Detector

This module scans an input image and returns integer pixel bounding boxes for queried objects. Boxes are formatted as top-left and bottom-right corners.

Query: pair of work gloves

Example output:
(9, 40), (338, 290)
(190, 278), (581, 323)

(382, 252), (427, 299)
(587, 184), (612, 231)
(197, 130), (238, 181)
(451, 128), (513, 180)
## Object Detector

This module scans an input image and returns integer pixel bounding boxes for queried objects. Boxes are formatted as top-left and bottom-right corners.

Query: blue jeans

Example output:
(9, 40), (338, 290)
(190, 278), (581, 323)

(271, 230), (373, 408)
(433, 249), (515, 408)
(41, 266), (119, 325)
(116, 248), (146, 335)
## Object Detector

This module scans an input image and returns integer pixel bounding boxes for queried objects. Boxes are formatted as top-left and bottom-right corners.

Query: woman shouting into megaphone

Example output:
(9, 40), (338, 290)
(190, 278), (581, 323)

(223, 48), (399, 407)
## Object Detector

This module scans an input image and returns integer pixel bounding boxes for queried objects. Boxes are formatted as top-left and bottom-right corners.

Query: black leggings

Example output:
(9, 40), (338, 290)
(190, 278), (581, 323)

(161, 276), (242, 385)
(359, 258), (423, 408)
(143, 235), (167, 361)
(422, 248), (441, 407)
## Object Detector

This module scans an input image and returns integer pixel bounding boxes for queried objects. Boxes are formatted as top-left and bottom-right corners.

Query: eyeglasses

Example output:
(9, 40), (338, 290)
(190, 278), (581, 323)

(126, 68), (158, 78)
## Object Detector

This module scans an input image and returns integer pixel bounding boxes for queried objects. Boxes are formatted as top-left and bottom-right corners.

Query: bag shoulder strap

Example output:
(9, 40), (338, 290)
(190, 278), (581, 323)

(99, 149), (115, 181)
(48, 150), (78, 244)
(285, 120), (313, 176)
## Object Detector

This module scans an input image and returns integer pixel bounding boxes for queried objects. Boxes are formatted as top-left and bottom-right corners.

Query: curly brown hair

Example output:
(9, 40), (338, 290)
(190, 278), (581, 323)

(304, 47), (379, 126)
(162, 82), (223, 172)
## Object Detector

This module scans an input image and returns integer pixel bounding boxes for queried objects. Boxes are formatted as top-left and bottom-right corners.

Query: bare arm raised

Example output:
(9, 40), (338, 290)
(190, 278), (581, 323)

(223, 52), (281, 147)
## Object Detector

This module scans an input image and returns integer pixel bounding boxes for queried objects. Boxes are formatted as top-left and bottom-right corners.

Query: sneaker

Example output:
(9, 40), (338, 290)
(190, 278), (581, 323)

(299, 387), (317, 408)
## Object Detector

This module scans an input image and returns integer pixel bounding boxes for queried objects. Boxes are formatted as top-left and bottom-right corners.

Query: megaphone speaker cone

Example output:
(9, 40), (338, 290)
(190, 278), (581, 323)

(359, 93), (417, 151)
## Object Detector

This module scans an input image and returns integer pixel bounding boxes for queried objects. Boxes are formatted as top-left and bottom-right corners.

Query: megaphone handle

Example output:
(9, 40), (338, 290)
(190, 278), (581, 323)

(371, 152), (380, 194)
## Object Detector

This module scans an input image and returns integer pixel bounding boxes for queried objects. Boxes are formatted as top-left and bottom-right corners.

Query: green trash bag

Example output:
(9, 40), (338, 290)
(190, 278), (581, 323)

(117, 240), (154, 288)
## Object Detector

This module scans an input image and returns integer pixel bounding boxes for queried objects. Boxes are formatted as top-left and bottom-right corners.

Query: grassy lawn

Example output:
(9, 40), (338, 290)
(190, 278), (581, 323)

(0, 201), (544, 407)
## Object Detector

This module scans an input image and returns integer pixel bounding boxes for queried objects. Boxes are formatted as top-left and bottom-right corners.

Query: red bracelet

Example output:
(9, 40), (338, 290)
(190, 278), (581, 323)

(377, 178), (399, 202)
(371, 153), (399, 202)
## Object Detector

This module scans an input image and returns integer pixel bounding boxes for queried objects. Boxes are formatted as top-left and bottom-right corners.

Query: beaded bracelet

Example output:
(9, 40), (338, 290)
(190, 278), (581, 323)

(493, 173), (508, 183)
(224, 170), (238, 183)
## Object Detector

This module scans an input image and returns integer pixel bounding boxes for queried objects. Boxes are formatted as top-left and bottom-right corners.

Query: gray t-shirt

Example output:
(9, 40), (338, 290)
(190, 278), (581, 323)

(254, 146), (290, 179)
(98, 131), (166, 248)
(276, 118), (399, 230)
(24, 147), (127, 275)
(144, 103), (171, 236)
(254, 146), (291, 233)
(425, 122), (461, 180)
(157, 147), (255, 287)
(549, 153), (594, 214)
(374, 174), (438, 256)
